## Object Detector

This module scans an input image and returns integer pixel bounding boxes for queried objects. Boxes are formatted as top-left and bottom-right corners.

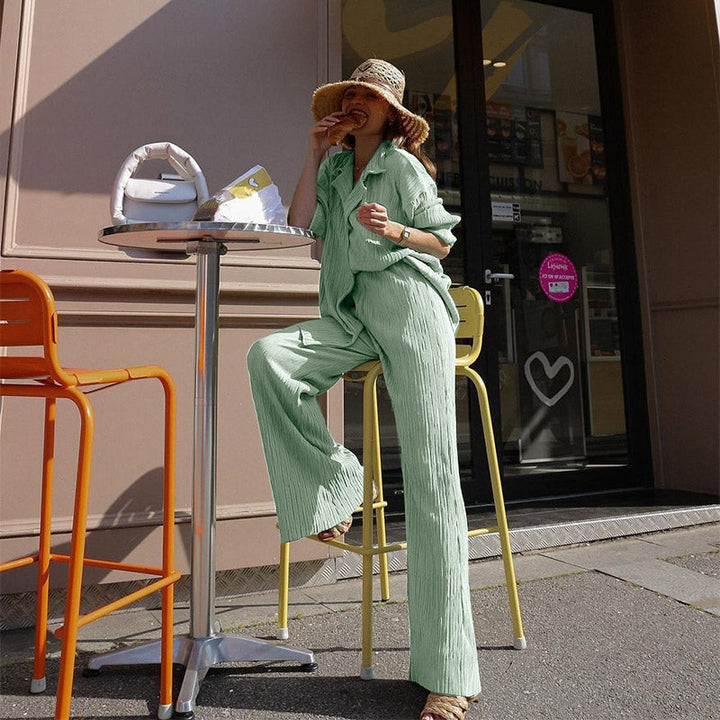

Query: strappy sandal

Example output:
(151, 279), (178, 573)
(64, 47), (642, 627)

(317, 516), (353, 541)
(317, 485), (378, 542)
(420, 692), (479, 720)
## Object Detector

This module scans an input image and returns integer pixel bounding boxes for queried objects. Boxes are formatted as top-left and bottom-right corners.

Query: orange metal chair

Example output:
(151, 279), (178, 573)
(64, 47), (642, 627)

(277, 285), (526, 678)
(0, 269), (180, 720)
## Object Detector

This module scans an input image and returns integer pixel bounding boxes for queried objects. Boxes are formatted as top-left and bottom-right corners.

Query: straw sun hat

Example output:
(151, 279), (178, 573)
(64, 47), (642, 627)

(311, 58), (429, 147)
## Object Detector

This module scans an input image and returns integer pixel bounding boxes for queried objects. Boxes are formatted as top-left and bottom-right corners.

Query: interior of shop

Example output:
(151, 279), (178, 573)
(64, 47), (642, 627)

(340, 0), (636, 510)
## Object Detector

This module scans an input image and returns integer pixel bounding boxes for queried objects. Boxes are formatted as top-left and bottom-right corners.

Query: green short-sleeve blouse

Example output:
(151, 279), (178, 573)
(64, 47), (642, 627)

(309, 140), (461, 342)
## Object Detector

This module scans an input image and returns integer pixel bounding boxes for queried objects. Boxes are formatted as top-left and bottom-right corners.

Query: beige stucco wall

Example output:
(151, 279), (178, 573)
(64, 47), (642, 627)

(2, 0), (719, 600)
(0, 0), (344, 593)
(615, 0), (720, 495)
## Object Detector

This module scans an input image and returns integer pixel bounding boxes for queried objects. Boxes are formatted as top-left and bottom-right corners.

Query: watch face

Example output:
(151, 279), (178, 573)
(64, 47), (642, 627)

(402, 227), (410, 239)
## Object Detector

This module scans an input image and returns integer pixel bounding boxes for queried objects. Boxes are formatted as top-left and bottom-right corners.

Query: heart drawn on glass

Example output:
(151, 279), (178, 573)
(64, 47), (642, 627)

(524, 351), (575, 407)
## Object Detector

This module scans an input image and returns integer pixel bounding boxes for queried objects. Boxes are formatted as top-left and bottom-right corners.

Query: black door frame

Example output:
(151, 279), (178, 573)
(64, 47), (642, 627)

(453, 0), (653, 504)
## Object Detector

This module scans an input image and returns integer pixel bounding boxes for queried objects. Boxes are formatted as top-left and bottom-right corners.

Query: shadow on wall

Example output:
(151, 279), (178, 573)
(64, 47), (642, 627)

(1, 0), (318, 202)
(2, 466), (192, 597)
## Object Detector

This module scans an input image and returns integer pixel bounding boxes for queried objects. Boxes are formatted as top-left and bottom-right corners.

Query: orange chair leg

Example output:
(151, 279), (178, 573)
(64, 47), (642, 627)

(31, 398), (57, 694)
(159, 582), (175, 718)
(54, 390), (94, 720)
(158, 372), (176, 718)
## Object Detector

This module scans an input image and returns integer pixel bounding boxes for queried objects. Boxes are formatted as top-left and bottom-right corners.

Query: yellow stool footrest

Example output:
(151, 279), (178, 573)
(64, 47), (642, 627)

(467, 526), (499, 537)
(308, 536), (407, 555)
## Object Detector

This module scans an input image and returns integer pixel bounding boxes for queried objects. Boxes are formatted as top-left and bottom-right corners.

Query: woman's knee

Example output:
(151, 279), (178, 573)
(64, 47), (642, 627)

(247, 333), (284, 378)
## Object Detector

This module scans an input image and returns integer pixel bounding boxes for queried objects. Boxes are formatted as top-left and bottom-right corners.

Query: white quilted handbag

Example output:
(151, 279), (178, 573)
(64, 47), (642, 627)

(110, 142), (209, 225)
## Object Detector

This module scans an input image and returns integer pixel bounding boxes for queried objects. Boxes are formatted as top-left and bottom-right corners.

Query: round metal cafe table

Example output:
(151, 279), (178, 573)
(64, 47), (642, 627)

(94, 222), (317, 717)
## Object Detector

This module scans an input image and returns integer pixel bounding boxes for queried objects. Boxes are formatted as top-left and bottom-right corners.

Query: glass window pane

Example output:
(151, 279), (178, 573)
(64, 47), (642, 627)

(481, 0), (629, 476)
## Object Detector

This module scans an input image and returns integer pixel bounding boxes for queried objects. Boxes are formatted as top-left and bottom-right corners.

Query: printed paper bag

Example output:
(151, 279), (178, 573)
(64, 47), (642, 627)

(194, 165), (286, 224)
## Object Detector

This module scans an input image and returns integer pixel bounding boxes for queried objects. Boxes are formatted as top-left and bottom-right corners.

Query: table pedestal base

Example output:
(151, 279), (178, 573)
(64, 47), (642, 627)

(87, 633), (316, 718)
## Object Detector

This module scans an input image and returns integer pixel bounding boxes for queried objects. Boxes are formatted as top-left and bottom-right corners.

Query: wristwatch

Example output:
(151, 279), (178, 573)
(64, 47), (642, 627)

(399, 226), (411, 246)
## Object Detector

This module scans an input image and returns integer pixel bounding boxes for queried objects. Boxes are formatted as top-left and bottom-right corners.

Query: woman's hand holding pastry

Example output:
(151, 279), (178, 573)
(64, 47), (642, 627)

(309, 113), (345, 156)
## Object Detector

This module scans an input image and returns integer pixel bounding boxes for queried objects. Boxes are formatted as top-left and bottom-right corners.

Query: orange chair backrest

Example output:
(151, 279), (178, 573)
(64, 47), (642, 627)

(451, 285), (484, 367)
(0, 269), (70, 384)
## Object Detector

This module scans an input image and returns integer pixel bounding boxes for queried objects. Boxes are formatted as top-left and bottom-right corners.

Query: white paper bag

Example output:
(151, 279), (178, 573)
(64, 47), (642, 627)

(194, 165), (286, 224)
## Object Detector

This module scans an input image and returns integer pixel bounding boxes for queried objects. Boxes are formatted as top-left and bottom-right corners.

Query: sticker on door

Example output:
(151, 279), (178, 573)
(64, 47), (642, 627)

(539, 253), (578, 303)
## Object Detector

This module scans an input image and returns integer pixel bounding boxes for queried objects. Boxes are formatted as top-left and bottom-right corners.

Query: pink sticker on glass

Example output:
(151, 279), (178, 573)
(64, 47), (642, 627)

(539, 253), (578, 303)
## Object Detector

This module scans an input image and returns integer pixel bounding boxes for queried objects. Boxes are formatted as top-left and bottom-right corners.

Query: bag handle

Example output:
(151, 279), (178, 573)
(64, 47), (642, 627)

(111, 142), (210, 225)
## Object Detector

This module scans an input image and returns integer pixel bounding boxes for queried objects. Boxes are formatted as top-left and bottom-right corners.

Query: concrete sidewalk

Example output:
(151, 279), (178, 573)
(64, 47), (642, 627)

(1, 523), (718, 720)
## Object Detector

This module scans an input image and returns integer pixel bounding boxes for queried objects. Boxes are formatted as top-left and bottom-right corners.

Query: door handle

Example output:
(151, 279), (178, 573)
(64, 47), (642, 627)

(485, 269), (515, 283)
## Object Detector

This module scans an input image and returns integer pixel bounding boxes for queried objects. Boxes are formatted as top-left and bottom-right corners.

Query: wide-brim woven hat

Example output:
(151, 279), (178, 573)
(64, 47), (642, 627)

(311, 58), (429, 146)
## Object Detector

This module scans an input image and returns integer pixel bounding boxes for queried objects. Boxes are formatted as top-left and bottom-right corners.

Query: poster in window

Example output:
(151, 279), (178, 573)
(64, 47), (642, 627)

(556, 112), (606, 186)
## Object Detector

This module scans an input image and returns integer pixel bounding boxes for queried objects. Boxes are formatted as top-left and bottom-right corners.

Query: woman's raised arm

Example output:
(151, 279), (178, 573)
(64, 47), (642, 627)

(288, 114), (341, 228)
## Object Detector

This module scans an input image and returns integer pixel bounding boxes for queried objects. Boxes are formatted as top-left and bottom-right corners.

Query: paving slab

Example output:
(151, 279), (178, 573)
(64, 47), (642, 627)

(542, 530), (720, 615)
(302, 574), (402, 614)
(0, 607), (164, 667)
(0, 626), (62, 669)
(640, 523), (720, 555)
(664, 549), (720, 578)
(471, 572), (720, 720)
(469, 553), (584, 589)
(164, 589), (332, 637)
(542, 538), (673, 570)
(598, 558), (720, 614)
(262, 551), (584, 627)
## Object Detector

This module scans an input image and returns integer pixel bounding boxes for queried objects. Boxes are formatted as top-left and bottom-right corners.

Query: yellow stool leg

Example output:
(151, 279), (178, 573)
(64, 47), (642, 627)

(359, 369), (380, 679)
(369, 391), (390, 602)
(469, 369), (526, 649)
(277, 542), (290, 640)
(376, 505), (390, 602)
(361, 547), (374, 680)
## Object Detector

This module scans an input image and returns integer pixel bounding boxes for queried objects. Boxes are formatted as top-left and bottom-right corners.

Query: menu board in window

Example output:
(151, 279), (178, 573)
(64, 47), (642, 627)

(486, 101), (543, 168)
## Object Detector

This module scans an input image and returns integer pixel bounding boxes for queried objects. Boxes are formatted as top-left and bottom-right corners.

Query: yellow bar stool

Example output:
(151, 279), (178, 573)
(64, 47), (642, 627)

(277, 285), (526, 679)
(0, 269), (180, 720)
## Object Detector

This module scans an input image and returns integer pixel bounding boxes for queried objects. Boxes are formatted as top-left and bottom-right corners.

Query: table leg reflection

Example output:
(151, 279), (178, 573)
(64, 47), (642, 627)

(87, 239), (315, 719)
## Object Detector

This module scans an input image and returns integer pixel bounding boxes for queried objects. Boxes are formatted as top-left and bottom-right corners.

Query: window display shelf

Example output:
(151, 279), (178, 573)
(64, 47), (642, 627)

(582, 266), (620, 360)
(582, 266), (625, 435)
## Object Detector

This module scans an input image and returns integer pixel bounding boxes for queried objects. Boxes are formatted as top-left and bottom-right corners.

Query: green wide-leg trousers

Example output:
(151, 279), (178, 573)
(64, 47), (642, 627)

(247, 263), (481, 697)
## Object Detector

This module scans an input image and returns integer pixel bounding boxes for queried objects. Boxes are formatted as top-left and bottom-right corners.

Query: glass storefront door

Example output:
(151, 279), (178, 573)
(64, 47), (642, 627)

(467, 0), (651, 499)
(481, 0), (626, 477)
(340, 0), (651, 510)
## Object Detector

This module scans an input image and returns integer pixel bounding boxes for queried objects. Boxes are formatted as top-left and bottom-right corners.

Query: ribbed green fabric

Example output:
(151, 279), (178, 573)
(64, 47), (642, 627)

(248, 318), (375, 541)
(247, 265), (481, 696)
(309, 140), (461, 346)
(246, 141), (481, 696)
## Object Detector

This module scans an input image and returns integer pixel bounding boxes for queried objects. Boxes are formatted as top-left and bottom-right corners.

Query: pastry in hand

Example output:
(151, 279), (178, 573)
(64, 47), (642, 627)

(327, 111), (367, 146)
